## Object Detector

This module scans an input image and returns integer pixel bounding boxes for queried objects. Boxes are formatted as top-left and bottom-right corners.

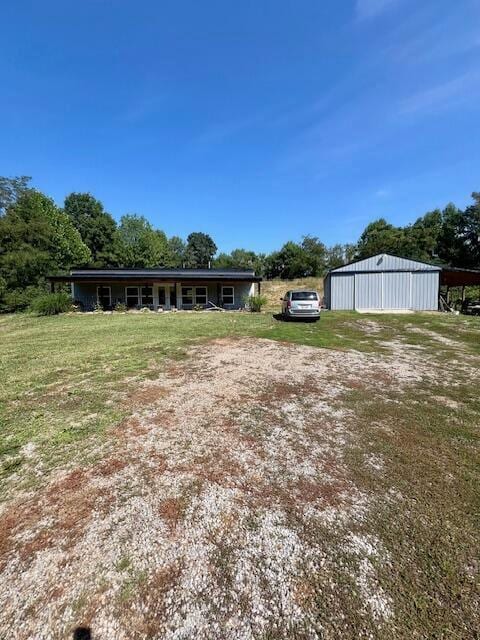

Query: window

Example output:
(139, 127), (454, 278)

(182, 287), (193, 305)
(141, 286), (153, 306)
(97, 286), (111, 308)
(181, 286), (207, 306)
(222, 286), (234, 305)
(126, 286), (140, 308)
(195, 287), (207, 305)
(291, 291), (318, 301)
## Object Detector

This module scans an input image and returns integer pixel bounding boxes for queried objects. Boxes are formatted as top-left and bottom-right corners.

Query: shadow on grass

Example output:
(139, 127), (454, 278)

(272, 313), (318, 323)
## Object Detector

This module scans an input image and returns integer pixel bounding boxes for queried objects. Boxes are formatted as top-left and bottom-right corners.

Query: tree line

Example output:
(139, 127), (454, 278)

(0, 176), (479, 311)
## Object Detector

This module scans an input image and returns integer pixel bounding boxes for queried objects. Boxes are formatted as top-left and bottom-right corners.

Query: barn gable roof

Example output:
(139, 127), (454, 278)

(329, 253), (442, 274)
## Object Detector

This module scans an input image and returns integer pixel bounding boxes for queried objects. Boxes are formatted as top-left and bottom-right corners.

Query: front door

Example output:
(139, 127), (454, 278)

(97, 286), (111, 309)
(158, 286), (166, 307)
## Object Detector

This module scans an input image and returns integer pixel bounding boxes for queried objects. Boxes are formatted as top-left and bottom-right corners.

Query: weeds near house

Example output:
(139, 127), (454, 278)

(30, 292), (72, 316)
(247, 293), (267, 311)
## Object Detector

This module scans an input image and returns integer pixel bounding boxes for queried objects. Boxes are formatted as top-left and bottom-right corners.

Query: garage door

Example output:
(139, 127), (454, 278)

(354, 273), (382, 309)
(383, 272), (411, 309)
(331, 274), (354, 309)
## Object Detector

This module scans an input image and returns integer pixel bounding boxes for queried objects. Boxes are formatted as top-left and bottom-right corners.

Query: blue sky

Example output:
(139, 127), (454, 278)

(1, 0), (479, 253)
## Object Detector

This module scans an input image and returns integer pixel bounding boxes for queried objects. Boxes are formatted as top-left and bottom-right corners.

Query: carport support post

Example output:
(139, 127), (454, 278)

(461, 286), (466, 302)
(446, 287), (450, 304)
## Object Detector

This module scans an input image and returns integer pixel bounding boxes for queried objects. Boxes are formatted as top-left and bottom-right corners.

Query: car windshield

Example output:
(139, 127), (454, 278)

(291, 291), (318, 301)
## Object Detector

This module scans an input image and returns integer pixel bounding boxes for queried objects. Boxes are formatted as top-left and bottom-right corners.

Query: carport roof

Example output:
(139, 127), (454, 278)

(440, 266), (480, 287)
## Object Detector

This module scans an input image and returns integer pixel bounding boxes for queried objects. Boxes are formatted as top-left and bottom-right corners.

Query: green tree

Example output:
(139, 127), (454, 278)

(458, 193), (480, 268)
(268, 241), (309, 279)
(301, 236), (327, 276)
(0, 189), (90, 310)
(402, 210), (443, 263)
(214, 252), (234, 269)
(115, 214), (173, 267)
(325, 244), (347, 270)
(184, 232), (217, 268)
(436, 195), (480, 269)
(168, 236), (186, 267)
(64, 192), (117, 266)
(356, 218), (406, 258)
(0, 176), (31, 214)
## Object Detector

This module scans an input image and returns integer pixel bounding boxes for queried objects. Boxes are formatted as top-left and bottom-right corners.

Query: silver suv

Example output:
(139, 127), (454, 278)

(281, 290), (320, 321)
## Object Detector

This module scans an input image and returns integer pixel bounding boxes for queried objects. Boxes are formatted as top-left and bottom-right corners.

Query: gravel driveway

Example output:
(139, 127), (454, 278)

(0, 336), (463, 639)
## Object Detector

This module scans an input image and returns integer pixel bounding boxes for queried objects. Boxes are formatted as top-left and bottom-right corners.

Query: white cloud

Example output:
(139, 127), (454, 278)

(399, 70), (479, 115)
(192, 112), (267, 149)
(356, 0), (400, 20)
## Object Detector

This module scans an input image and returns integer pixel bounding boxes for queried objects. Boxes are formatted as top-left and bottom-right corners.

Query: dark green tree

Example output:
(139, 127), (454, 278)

(268, 241), (308, 279)
(114, 214), (173, 268)
(436, 195), (480, 269)
(184, 232), (217, 268)
(64, 192), (117, 267)
(0, 190), (90, 310)
(0, 176), (31, 214)
(325, 244), (347, 270)
(402, 210), (443, 263)
(214, 248), (265, 275)
(356, 218), (406, 258)
(168, 236), (186, 267)
(458, 193), (480, 268)
(301, 236), (327, 276)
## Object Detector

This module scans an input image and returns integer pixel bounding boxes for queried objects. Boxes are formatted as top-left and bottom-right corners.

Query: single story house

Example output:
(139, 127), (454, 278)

(324, 253), (480, 311)
(48, 268), (262, 311)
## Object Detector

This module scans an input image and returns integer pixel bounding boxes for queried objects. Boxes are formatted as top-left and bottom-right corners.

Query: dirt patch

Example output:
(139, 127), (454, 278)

(405, 325), (462, 348)
(0, 336), (473, 639)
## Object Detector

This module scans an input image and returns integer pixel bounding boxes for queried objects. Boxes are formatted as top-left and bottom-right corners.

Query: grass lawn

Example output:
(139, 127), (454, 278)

(0, 310), (479, 638)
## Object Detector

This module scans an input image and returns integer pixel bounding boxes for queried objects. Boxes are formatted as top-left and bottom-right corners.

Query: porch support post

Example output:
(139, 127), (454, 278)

(50, 280), (55, 293)
(461, 285), (466, 302)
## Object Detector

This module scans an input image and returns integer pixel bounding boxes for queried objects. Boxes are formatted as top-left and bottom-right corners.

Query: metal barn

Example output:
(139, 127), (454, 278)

(324, 253), (441, 311)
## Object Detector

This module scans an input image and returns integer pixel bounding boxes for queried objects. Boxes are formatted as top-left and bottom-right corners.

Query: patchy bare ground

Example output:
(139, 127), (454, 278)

(0, 336), (478, 639)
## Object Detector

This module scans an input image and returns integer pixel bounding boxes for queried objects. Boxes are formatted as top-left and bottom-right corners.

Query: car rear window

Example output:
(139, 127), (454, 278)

(291, 291), (318, 300)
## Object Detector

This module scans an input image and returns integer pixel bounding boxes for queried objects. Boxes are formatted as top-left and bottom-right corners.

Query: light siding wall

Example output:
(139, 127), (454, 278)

(354, 273), (382, 309)
(383, 272), (411, 309)
(412, 271), (439, 310)
(326, 271), (439, 311)
(73, 282), (253, 311)
(329, 273), (354, 310)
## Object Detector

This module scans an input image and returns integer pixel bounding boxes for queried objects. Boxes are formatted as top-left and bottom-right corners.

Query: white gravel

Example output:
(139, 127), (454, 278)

(0, 336), (456, 639)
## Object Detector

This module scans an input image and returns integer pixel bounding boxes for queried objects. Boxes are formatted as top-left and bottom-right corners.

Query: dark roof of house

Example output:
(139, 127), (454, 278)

(48, 268), (262, 283)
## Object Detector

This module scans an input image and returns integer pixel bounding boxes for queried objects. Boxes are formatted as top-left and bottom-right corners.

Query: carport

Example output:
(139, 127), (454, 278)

(440, 267), (480, 305)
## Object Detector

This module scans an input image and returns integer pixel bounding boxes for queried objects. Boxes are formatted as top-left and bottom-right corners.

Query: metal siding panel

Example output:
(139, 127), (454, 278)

(333, 253), (440, 272)
(412, 272), (439, 310)
(355, 273), (382, 309)
(383, 272), (411, 309)
(330, 274), (354, 309)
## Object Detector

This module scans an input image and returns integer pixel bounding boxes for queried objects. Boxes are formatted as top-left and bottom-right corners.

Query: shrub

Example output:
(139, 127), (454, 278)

(247, 294), (267, 312)
(30, 292), (72, 316)
(0, 285), (48, 313)
(114, 302), (127, 312)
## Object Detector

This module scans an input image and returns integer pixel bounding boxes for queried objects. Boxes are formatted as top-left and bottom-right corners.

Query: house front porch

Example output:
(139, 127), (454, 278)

(48, 268), (261, 312)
